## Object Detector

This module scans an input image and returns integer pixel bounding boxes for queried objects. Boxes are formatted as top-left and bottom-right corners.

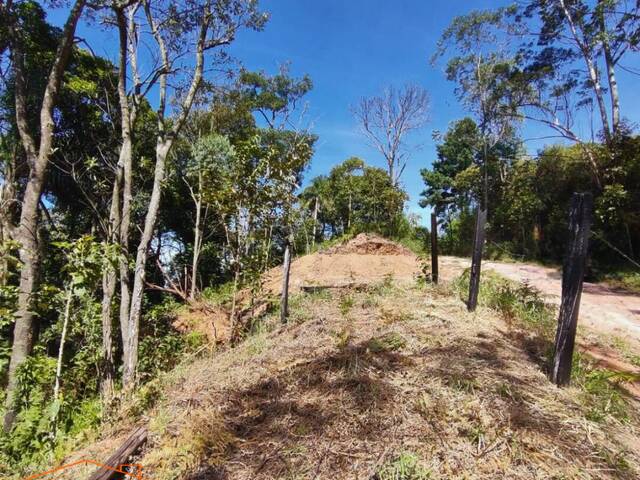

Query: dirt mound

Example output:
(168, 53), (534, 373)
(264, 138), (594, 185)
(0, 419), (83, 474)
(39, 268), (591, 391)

(172, 301), (231, 343)
(322, 233), (413, 256)
(261, 234), (419, 294)
(174, 236), (420, 343)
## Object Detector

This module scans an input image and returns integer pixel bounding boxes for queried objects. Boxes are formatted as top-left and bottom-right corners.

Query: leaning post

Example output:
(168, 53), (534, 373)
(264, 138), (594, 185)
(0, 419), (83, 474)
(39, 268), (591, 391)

(551, 192), (593, 386)
(431, 209), (439, 284)
(467, 207), (487, 311)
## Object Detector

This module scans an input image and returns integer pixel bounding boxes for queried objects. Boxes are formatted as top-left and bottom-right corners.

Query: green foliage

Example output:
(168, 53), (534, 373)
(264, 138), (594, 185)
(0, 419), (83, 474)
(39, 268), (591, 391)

(367, 332), (407, 353)
(0, 353), (101, 475)
(596, 268), (640, 294)
(571, 354), (630, 423)
(376, 452), (431, 480)
(138, 300), (206, 383)
(454, 270), (555, 342)
(301, 157), (408, 240)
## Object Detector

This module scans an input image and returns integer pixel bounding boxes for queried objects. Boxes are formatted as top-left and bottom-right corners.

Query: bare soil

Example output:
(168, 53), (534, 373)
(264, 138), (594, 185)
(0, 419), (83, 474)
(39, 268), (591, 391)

(261, 233), (420, 294)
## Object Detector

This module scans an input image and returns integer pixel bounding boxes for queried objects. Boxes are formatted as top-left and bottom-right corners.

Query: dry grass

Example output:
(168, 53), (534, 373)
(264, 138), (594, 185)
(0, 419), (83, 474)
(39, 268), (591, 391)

(120, 278), (640, 480)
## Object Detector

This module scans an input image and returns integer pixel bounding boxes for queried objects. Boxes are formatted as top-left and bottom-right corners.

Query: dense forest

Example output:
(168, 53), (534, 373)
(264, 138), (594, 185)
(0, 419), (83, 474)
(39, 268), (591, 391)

(1, 0), (639, 475)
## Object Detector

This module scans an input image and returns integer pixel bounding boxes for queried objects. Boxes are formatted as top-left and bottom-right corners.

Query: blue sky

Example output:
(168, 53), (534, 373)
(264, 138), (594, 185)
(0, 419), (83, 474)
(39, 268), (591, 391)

(49, 0), (640, 225)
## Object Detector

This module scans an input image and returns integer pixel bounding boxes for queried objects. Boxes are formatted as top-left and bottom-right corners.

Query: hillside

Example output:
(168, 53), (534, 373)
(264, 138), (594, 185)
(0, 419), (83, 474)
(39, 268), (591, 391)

(55, 236), (640, 480)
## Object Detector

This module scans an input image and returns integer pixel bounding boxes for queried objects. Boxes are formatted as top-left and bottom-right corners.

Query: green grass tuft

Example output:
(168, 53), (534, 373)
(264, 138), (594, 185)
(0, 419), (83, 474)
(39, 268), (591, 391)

(376, 452), (431, 480)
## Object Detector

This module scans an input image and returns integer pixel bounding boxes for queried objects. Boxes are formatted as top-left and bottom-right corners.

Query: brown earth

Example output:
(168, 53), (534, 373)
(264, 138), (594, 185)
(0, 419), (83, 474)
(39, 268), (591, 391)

(262, 233), (420, 294)
(172, 301), (231, 344)
(172, 234), (421, 343)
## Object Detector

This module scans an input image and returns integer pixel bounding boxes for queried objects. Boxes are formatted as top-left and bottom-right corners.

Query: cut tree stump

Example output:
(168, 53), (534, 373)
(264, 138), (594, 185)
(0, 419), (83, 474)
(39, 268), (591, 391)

(88, 426), (147, 480)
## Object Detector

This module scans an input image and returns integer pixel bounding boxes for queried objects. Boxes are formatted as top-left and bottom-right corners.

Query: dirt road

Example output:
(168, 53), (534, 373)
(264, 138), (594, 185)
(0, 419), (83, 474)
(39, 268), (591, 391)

(440, 256), (640, 346)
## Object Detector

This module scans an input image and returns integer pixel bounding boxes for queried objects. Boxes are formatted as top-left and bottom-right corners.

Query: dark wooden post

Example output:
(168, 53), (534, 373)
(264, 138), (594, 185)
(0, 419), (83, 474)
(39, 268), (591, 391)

(430, 210), (439, 284)
(467, 207), (487, 312)
(280, 235), (292, 323)
(551, 192), (592, 386)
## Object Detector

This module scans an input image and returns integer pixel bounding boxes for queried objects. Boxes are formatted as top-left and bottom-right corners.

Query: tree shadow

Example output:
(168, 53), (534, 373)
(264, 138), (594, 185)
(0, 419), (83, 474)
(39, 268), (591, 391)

(186, 329), (636, 479)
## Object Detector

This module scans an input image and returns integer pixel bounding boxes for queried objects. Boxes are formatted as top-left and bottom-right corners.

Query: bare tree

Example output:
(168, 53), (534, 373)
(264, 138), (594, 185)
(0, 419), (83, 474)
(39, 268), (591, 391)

(351, 84), (429, 185)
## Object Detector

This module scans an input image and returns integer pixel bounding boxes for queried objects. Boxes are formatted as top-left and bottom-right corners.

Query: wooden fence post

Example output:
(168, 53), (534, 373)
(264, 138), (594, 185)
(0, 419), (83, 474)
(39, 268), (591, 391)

(280, 235), (292, 323)
(551, 192), (592, 386)
(431, 210), (439, 284)
(467, 207), (487, 312)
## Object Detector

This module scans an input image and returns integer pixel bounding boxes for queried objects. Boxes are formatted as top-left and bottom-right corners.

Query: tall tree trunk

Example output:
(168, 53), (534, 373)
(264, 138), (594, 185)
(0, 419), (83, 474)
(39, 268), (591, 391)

(0, 147), (17, 287)
(190, 186), (203, 301)
(311, 197), (318, 249)
(121, 0), (211, 387)
(100, 170), (121, 403)
(3, 0), (86, 432)
(54, 289), (73, 401)
(100, 214), (119, 402)
(114, 7), (137, 387)
(123, 142), (169, 387)
(558, 0), (612, 146)
(597, 0), (620, 136)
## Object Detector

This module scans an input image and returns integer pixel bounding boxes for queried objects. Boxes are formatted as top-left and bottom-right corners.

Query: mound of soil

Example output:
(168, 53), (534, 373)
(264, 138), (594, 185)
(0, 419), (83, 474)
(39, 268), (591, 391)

(172, 302), (231, 343)
(262, 234), (419, 294)
(174, 235), (419, 343)
(322, 233), (413, 256)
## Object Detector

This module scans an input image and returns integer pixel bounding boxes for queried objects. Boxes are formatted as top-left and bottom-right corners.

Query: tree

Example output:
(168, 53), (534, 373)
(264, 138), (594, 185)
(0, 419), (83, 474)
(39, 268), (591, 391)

(433, 7), (520, 208)
(420, 118), (523, 255)
(185, 134), (234, 300)
(2, 0), (88, 432)
(445, 1), (640, 189)
(302, 157), (407, 239)
(351, 84), (429, 186)
(120, 0), (267, 388)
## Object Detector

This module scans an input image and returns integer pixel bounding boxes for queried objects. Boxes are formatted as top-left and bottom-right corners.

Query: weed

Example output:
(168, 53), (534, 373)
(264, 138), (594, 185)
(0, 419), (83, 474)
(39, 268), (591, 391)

(362, 294), (380, 309)
(339, 294), (355, 316)
(444, 373), (478, 394)
(145, 408), (235, 480)
(288, 294), (313, 324)
(596, 447), (633, 474)
(201, 281), (236, 304)
(496, 382), (523, 402)
(571, 354), (630, 422)
(368, 275), (397, 297)
(463, 422), (486, 449)
(414, 392), (448, 422)
(375, 452), (431, 480)
(367, 332), (406, 353)
(628, 354), (640, 368)
(333, 327), (353, 350)
(380, 307), (413, 324)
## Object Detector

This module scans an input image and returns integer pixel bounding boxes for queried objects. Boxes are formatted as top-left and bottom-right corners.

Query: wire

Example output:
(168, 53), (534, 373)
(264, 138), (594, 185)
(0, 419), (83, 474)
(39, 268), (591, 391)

(590, 230), (640, 271)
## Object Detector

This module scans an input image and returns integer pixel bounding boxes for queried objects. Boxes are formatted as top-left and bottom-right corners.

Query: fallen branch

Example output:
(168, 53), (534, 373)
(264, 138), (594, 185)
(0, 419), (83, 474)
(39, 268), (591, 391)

(88, 426), (148, 480)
